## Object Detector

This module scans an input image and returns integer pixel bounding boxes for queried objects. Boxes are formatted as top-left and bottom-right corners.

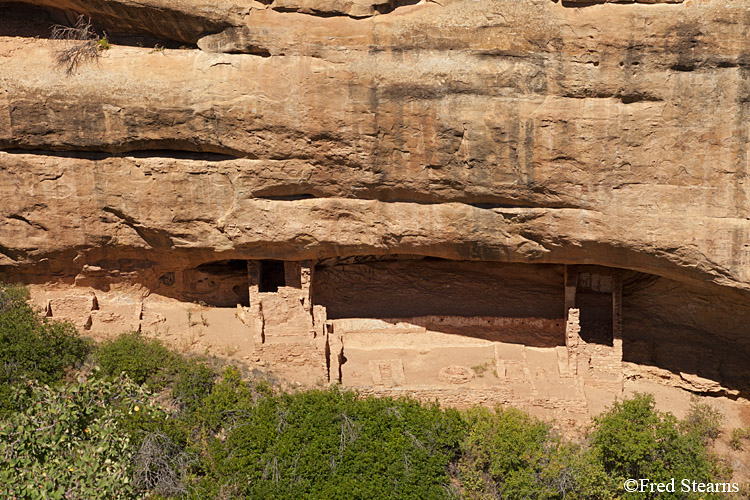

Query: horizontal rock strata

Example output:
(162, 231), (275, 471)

(1, 0), (749, 289)
(0, 0), (749, 400)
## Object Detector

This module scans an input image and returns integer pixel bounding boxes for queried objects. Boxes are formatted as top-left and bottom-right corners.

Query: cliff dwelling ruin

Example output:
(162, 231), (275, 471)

(12, 254), (750, 421)
(2, 0), (750, 426)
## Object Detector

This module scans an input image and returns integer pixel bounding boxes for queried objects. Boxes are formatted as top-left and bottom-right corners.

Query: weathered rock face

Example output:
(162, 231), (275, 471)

(1, 0), (749, 406)
(10, 0), (243, 43)
(2, 0), (748, 284)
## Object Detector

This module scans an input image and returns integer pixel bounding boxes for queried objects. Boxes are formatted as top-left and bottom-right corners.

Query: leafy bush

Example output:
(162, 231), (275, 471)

(189, 365), (270, 435)
(681, 396), (723, 445)
(459, 407), (612, 500)
(191, 386), (464, 499)
(96, 332), (220, 408)
(172, 359), (217, 414)
(590, 393), (723, 500)
(0, 283), (89, 414)
(97, 331), (183, 390)
(0, 374), (164, 500)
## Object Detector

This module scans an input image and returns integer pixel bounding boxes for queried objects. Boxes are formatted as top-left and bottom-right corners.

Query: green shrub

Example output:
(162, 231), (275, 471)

(459, 407), (612, 500)
(0, 283), (90, 414)
(681, 396), (723, 445)
(172, 359), (216, 414)
(97, 331), (182, 390)
(0, 374), (164, 500)
(97, 36), (111, 50)
(191, 387), (463, 499)
(730, 428), (749, 451)
(459, 406), (549, 496)
(590, 393), (723, 500)
(536, 442), (615, 500)
(189, 365), (271, 434)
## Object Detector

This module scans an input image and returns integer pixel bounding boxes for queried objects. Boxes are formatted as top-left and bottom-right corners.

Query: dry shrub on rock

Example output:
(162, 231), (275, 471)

(51, 15), (109, 75)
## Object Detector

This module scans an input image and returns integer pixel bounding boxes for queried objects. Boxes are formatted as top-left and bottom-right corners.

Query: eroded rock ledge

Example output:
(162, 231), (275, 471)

(4, 0), (241, 43)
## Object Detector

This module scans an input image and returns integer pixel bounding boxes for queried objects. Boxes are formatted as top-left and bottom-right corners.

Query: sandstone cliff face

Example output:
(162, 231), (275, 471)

(1, 0), (749, 403)
(2, 0), (748, 286)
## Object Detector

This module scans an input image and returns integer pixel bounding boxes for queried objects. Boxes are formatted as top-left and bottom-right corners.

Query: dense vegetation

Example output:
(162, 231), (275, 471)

(0, 283), (743, 499)
(0, 283), (89, 415)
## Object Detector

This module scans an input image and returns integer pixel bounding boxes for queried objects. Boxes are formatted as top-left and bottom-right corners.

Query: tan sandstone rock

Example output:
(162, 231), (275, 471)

(1, 0), (749, 411)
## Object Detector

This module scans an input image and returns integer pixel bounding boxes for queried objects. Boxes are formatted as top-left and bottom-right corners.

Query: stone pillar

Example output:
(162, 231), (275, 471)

(175, 270), (185, 299)
(612, 274), (623, 362)
(565, 308), (581, 375)
(242, 260), (264, 344)
(247, 260), (260, 301)
(326, 320), (343, 384)
(564, 266), (578, 319)
(565, 308), (581, 349)
(301, 261), (314, 312)
(563, 267), (580, 371)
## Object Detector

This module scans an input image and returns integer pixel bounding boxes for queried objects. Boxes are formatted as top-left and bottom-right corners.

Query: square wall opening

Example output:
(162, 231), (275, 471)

(260, 260), (286, 293)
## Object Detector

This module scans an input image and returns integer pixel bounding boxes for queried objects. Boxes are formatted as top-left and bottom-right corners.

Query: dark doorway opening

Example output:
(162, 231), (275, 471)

(260, 260), (286, 293)
(576, 291), (613, 346)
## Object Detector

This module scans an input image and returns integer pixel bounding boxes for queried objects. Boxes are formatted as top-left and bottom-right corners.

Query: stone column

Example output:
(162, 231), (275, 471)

(301, 260), (314, 313)
(247, 260), (260, 301)
(243, 260), (264, 344)
(563, 266), (579, 373)
(565, 308), (581, 375)
(326, 320), (343, 384)
(612, 274), (623, 362)
(564, 266), (578, 319)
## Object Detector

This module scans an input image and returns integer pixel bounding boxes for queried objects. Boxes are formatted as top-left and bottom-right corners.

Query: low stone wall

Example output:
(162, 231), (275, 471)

(355, 386), (589, 413)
